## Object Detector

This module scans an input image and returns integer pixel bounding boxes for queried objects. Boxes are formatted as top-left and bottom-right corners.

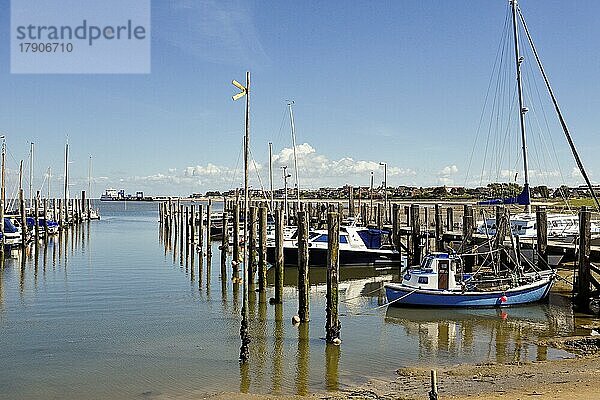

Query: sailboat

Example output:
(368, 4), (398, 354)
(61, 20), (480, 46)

(386, 0), (563, 308)
(473, 1), (600, 241)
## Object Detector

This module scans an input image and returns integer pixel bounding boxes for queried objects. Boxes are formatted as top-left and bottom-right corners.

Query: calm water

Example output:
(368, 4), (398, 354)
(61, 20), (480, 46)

(0, 202), (585, 399)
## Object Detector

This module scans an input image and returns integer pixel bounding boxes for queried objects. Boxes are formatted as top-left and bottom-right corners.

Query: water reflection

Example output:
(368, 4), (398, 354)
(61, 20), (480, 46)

(384, 302), (575, 363)
(296, 322), (310, 395)
(325, 343), (340, 391)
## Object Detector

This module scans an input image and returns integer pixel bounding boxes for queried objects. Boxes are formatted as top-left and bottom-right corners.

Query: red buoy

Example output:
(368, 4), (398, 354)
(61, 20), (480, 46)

(500, 295), (508, 303)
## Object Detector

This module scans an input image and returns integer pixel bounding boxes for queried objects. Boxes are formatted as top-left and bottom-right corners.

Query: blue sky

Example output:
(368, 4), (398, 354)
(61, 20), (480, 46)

(1, 0), (599, 198)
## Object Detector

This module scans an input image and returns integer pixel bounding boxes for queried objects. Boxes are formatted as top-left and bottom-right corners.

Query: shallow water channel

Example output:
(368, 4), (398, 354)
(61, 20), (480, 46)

(0, 202), (586, 399)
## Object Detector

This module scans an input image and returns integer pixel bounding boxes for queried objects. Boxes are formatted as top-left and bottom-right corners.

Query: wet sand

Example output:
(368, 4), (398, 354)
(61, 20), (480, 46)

(196, 351), (599, 399)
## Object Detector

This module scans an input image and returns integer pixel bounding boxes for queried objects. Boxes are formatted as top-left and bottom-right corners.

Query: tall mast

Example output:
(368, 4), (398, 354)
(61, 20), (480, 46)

(511, 0), (531, 213)
(282, 166), (289, 223)
(88, 155), (92, 197)
(288, 101), (300, 209)
(47, 167), (51, 199)
(268, 142), (274, 212)
(518, 8), (600, 212)
(1, 136), (5, 214)
(0, 136), (5, 243)
(29, 142), (34, 208)
(64, 141), (69, 202)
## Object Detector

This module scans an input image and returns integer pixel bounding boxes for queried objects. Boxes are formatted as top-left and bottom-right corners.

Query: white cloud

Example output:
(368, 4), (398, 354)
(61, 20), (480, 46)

(439, 165), (458, 175)
(437, 164), (458, 185)
(97, 142), (416, 195)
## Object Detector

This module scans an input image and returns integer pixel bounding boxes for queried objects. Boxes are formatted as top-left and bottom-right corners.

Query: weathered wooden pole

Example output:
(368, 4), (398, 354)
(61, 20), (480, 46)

(446, 207), (454, 231)
(248, 205), (257, 283)
(410, 204), (421, 265)
(19, 189), (27, 247)
(206, 200), (212, 262)
(576, 206), (591, 309)
(536, 206), (548, 269)
(233, 202), (240, 268)
(57, 199), (63, 231)
(185, 206), (190, 264)
(463, 204), (474, 273)
(43, 198), (48, 241)
(348, 186), (354, 217)
(190, 205), (196, 247)
(81, 190), (87, 220)
(377, 203), (383, 230)
(435, 204), (443, 252)
(326, 211), (340, 343)
(179, 204), (184, 263)
(297, 211), (310, 322)
(34, 191), (40, 242)
(392, 204), (403, 272)
(274, 208), (284, 304)
(220, 210), (228, 275)
(258, 206), (267, 292)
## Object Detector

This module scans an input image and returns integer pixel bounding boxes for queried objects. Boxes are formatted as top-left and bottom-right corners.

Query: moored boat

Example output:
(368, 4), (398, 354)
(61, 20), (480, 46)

(266, 225), (403, 267)
(385, 253), (555, 307)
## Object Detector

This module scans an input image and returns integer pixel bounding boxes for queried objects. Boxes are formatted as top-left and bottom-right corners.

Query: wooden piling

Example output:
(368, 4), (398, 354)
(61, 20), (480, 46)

(206, 200), (212, 261)
(57, 199), (63, 230)
(424, 206), (430, 254)
(179, 204), (184, 263)
(81, 190), (87, 220)
(43, 198), (48, 241)
(326, 211), (340, 342)
(392, 204), (403, 272)
(576, 206), (592, 309)
(274, 208), (284, 304)
(185, 206), (190, 264)
(434, 204), (443, 251)
(297, 210), (309, 322)
(348, 186), (354, 217)
(220, 209), (228, 275)
(258, 206), (267, 291)
(233, 202), (240, 268)
(248, 206), (257, 283)
(410, 204), (421, 265)
(446, 207), (454, 231)
(463, 205), (474, 273)
(34, 192), (40, 242)
(536, 206), (548, 269)
(19, 189), (27, 247)
(190, 205), (196, 248)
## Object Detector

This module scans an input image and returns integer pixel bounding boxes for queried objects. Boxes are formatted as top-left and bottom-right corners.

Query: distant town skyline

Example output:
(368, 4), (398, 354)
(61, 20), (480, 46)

(1, 1), (599, 198)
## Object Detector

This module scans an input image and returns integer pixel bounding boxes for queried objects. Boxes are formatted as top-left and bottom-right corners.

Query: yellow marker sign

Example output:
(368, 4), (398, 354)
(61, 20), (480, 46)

(232, 79), (247, 101)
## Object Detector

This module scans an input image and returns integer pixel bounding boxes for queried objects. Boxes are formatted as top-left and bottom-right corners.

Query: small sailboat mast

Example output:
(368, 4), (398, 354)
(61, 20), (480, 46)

(516, 7), (600, 212)
(64, 141), (69, 202)
(0, 136), (5, 243)
(88, 156), (92, 198)
(288, 101), (301, 209)
(268, 142), (274, 212)
(29, 142), (34, 209)
(510, 0), (531, 213)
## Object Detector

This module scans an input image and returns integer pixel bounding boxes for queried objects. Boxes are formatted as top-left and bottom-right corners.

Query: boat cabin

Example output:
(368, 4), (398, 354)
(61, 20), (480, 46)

(402, 253), (462, 291)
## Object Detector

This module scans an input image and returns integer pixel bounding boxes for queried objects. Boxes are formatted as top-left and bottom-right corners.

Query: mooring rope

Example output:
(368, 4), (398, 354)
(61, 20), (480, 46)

(344, 287), (419, 316)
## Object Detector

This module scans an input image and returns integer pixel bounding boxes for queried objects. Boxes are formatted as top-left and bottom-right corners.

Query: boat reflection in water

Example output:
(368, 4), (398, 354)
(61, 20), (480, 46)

(384, 295), (576, 364)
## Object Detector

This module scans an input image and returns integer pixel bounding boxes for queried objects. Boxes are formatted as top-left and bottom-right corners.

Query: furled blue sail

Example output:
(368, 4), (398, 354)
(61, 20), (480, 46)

(477, 184), (530, 206)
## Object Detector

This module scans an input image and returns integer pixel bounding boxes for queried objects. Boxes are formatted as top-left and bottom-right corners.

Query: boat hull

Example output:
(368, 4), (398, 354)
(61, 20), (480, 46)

(385, 278), (554, 308)
(266, 246), (401, 267)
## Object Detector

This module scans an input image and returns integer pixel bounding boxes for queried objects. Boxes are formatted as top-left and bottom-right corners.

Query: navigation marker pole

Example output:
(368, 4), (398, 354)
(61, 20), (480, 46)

(232, 72), (251, 363)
